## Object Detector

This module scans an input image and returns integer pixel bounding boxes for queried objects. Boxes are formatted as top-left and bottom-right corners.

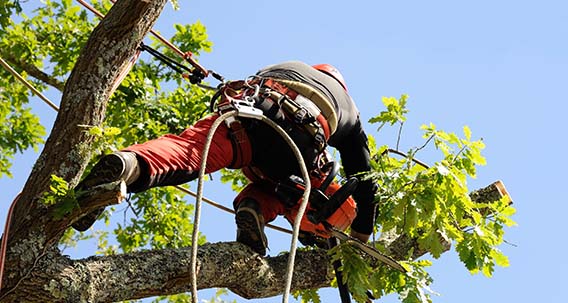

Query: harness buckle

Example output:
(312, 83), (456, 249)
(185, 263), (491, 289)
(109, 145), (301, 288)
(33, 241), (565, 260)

(293, 107), (316, 124)
(314, 132), (326, 150)
(234, 84), (263, 119)
(233, 101), (263, 120)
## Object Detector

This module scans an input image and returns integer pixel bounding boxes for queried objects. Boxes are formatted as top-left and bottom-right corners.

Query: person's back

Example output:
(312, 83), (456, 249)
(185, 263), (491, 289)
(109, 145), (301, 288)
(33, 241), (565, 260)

(244, 61), (376, 240)
(246, 61), (362, 181)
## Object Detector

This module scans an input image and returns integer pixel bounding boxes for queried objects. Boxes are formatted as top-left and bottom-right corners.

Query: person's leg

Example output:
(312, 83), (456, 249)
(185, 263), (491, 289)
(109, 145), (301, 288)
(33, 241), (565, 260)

(125, 114), (251, 191)
(73, 114), (252, 231)
(233, 183), (286, 255)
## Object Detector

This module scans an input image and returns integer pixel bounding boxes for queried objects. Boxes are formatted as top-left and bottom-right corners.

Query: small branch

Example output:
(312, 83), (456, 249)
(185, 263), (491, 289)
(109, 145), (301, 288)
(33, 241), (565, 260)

(385, 148), (430, 169)
(396, 121), (404, 150)
(450, 144), (468, 165)
(378, 180), (512, 260)
(2, 52), (65, 91)
(44, 181), (126, 244)
(416, 134), (435, 153)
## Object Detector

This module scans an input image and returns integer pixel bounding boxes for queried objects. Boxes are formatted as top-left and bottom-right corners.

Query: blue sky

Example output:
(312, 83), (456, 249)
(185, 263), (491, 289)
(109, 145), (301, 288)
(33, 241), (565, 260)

(2, 0), (567, 302)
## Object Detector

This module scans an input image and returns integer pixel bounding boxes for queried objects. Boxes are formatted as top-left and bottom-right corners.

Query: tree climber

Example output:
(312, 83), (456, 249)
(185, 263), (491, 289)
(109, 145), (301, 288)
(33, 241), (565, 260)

(72, 61), (376, 255)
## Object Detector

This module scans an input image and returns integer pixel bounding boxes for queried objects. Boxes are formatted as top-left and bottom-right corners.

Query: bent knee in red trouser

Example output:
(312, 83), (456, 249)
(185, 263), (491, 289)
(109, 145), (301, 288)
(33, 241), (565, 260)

(233, 183), (286, 223)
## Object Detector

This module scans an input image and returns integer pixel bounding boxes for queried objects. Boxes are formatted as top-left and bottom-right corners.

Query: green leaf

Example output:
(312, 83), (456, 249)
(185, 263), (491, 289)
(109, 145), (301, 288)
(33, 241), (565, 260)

(490, 249), (510, 267)
(368, 95), (409, 129)
(463, 125), (472, 141)
(292, 288), (321, 303)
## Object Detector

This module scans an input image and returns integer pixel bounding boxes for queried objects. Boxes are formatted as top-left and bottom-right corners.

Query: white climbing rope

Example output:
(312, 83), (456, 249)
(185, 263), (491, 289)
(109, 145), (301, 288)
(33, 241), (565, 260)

(190, 111), (237, 303)
(190, 112), (311, 303)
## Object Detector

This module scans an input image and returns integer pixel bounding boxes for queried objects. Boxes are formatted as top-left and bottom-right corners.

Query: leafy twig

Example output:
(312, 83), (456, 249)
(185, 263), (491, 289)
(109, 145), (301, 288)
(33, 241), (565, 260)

(396, 121), (404, 150)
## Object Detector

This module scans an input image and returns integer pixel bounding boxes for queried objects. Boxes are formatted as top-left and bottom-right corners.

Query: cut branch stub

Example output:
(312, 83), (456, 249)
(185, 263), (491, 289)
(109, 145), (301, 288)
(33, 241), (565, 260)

(470, 180), (512, 204)
(66, 180), (127, 223)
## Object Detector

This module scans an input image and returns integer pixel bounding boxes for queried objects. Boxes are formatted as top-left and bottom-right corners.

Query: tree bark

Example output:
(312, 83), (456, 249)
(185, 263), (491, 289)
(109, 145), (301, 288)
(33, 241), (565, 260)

(0, 242), (333, 303)
(0, 0), (168, 300)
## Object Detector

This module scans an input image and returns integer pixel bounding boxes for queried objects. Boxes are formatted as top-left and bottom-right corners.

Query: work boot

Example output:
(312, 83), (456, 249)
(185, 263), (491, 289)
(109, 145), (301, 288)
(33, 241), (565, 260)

(235, 199), (268, 255)
(72, 151), (140, 232)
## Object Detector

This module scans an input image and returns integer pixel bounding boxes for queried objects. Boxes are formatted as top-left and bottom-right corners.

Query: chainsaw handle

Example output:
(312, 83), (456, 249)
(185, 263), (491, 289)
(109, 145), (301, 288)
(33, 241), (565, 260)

(319, 161), (339, 192)
(308, 177), (358, 225)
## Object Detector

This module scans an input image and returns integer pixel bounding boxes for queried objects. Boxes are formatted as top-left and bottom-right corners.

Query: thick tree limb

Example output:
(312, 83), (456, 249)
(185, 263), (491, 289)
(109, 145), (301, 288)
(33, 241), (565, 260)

(0, 178), (508, 302)
(0, 242), (333, 303)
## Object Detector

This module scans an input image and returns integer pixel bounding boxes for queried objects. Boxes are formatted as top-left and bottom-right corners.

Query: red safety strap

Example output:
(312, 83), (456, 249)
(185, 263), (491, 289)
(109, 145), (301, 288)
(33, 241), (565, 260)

(263, 79), (299, 100)
(0, 193), (21, 290)
(228, 121), (252, 168)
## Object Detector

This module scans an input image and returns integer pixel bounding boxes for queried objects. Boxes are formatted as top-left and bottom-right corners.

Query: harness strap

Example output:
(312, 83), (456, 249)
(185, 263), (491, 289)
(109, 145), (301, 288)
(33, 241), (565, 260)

(261, 79), (332, 142)
(266, 78), (338, 135)
(215, 78), (335, 167)
(227, 120), (252, 168)
(263, 79), (299, 100)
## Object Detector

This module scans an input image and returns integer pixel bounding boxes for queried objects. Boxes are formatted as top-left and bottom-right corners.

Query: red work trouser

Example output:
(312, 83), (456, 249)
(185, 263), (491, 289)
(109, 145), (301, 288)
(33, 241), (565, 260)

(125, 114), (250, 191)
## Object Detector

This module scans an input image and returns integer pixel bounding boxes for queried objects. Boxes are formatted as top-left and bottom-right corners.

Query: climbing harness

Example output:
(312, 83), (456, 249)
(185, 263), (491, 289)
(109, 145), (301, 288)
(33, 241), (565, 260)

(211, 77), (332, 158)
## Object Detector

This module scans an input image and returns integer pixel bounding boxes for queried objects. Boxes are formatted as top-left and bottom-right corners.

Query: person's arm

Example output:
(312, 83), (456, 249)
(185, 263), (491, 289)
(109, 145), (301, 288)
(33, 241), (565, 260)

(334, 119), (376, 241)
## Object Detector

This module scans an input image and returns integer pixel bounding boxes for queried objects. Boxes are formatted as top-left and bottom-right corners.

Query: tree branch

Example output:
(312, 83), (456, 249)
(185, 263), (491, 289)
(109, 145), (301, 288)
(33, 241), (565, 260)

(378, 180), (512, 260)
(469, 180), (512, 205)
(1, 243), (333, 303)
(1, 52), (65, 92)
(44, 181), (127, 243)
(1, 180), (509, 301)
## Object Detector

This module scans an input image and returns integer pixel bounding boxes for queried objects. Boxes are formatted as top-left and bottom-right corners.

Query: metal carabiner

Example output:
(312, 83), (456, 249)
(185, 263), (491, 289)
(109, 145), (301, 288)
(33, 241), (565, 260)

(242, 84), (260, 105)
